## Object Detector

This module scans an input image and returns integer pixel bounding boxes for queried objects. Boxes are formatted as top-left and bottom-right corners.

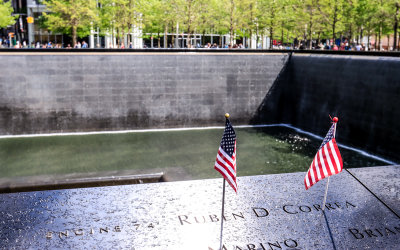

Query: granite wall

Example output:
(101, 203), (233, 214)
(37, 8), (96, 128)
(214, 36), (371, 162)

(0, 53), (288, 134)
(253, 54), (400, 161)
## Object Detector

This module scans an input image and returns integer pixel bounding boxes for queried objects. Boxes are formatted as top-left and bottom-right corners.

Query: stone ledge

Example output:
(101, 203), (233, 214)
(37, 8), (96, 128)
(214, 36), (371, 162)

(0, 171), (164, 193)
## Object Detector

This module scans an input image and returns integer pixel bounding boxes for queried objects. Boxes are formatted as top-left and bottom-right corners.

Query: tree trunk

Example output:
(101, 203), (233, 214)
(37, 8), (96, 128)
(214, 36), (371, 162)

(187, 0), (193, 48)
(158, 31), (161, 48)
(164, 25), (168, 48)
(332, 5), (338, 42)
(269, 10), (275, 49)
(261, 32), (264, 49)
(250, 30), (252, 48)
(202, 30), (205, 46)
(394, 3), (400, 51)
(249, 3), (253, 48)
(117, 28), (120, 47)
(387, 34), (390, 50)
(229, 0), (234, 46)
(378, 22), (382, 51)
(308, 19), (313, 50)
(269, 25), (274, 49)
(349, 25), (353, 46)
(72, 26), (77, 47)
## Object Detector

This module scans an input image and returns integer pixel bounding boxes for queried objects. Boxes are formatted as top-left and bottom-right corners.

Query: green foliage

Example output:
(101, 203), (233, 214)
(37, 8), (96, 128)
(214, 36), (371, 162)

(42, 0), (98, 44)
(0, 0), (17, 28)
(34, 0), (399, 49)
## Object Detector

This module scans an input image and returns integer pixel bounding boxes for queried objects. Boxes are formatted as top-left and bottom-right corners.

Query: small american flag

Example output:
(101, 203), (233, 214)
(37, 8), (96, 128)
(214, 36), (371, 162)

(305, 123), (343, 190)
(214, 118), (237, 192)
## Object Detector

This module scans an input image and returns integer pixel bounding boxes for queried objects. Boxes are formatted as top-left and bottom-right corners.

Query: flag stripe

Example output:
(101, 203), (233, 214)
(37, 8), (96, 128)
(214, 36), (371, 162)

(215, 156), (236, 181)
(331, 139), (343, 172)
(326, 142), (338, 174)
(309, 162), (316, 184)
(321, 147), (332, 176)
(217, 149), (235, 169)
(305, 172), (310, 189)
(317, 152), (327, 179)
(314, 157), (322, 180)
(214, 165), (237, 192)
(304, 124), (343, 190)
(324, 144), (336, 175)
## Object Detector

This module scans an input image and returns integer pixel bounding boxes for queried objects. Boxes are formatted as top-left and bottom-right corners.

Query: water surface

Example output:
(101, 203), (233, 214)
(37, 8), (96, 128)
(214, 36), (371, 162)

(0, 126), (391, 182)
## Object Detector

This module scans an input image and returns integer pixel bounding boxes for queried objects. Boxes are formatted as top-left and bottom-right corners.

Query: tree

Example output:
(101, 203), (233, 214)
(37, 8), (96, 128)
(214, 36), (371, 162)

(275, 0), (298, 47)
(141, 0), (182, 48)
(372, 0), (391, 50)
(99, 0), (140, 47)
(257, 0), (280, 48)
(0, 0), (17, 28)
(388, 0), (400, 50)
(180, 0), (204, 48)
(294, 0), (324, 49)
(319, 0), (346, 43)
(42, 0), (98, 46)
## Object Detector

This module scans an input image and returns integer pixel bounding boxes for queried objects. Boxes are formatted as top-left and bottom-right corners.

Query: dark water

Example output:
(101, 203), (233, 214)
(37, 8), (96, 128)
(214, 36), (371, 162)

(251, 126), (390, 168)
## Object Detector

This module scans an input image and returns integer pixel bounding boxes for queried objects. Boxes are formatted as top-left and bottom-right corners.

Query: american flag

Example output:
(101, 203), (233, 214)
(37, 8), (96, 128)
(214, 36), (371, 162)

(305, 123), (343, 190)
(214, 118), (237, 193)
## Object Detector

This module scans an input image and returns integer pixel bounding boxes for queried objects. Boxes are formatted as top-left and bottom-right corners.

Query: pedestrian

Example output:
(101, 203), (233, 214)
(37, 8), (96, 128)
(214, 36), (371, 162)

(81, 41), (88, 48)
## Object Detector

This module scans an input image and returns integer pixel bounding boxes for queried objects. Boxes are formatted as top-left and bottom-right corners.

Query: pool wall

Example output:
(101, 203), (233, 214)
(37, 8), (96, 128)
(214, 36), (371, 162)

(0, 52), (399, 161)
(0, 53), (288, 133)
(252, 54), (400, 161)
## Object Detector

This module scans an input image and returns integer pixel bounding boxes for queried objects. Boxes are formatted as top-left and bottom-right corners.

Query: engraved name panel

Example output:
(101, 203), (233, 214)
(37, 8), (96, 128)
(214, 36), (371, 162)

(0, 166), (399, 249)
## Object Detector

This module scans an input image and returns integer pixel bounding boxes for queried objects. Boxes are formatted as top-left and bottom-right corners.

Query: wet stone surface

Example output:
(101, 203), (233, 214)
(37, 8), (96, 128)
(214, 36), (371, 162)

(0, 166), (399, 249)
(348, 165), (400, 216)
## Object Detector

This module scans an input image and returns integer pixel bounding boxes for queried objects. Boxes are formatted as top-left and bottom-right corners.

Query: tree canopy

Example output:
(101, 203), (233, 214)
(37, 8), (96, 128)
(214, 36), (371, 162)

(0, 0), (17, 29)
(36, 0), (400, 49)
(42, 0), (98, 46)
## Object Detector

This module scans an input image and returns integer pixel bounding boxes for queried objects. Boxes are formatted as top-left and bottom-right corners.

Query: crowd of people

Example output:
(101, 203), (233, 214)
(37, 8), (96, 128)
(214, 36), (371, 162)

(308, 42), (368, 51)
(0, 36), (391, 51)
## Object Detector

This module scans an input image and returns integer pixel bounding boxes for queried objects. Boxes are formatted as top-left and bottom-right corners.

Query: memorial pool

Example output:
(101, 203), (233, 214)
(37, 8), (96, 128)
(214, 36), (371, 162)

(0, 125), (393, 183)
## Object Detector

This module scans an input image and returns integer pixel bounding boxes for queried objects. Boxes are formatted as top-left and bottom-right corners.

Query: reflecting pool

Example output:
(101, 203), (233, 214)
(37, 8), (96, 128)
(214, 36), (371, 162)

(0, 126), (392, 182)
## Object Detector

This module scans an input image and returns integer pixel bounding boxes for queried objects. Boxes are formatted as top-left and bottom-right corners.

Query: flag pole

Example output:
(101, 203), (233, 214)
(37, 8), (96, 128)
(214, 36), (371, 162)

(218, 112), (231, 250)
(322, 117), (338, 211)
(219, 178), (226, 250)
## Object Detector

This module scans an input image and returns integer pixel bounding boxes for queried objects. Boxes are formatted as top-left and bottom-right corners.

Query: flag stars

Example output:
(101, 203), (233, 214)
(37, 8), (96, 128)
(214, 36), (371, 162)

(219, 120), (236, 158)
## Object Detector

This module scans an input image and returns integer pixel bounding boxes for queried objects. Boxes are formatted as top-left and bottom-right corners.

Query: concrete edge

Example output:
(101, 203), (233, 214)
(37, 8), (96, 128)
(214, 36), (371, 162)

(0, 172), (164, 194)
